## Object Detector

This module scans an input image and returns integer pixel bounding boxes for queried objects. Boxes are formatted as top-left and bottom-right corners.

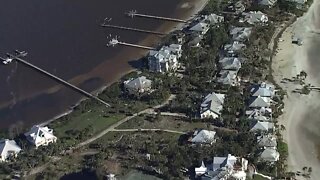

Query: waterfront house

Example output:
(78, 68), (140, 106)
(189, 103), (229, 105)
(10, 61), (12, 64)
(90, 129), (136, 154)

(250, 82), (275, 97)
(241, 11), (268, 25)
(203, 13), (224, 25)
(25, 125), (57, 147)
(230, 27), (252, 42)
(219, 57), (242, 71)
(224, 41), (246, 55)
(123, 76), (152, 95)
(257, 0), (278, 7)
(259, 148), (280, 163)
(257, 134), (277, 149)
(189, 22), (210, 35)
(0, 139), (21, 162)
(190, 130), (216, 145)
(217, 70), (239, 86)
(195, 154), (248, 180)
(248, 96), (271, 108)
(148, 44), (182, 73)
(250, 121), (274, 132)
(227, 1), (246, 14)
(200, 92), (225, 119)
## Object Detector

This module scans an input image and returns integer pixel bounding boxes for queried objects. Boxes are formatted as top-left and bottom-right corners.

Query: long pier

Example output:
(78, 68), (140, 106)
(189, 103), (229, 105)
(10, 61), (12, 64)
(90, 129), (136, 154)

(7, 53), (111, 107)
(108, 38), (155, 50)
(127, 10), (187, 23)
(101, 24), (167, 35)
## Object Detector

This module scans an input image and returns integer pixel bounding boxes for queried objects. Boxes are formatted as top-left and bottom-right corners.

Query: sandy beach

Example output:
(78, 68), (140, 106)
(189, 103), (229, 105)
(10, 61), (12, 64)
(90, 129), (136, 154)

(272, 1), (320, 179)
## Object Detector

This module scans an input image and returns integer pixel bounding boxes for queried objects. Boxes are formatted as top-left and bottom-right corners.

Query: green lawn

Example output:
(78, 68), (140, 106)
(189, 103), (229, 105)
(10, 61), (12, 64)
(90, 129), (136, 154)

(117, 114), (209, 132)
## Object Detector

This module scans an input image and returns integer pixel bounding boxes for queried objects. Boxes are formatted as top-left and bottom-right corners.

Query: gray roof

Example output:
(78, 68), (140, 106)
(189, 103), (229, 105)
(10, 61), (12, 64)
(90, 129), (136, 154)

(248, 96), (271, 108)
(260, 148), (279, 162)
(250, 121), (274, 131)
(219, 57), (242, 71)
(242, 11), (268, 25)
(217, 70), (238, 85)
(257, 135), (277, 148)
(190, 22), (210, 34)
(258, 0), (277, 6)
(191, 130), (216, 144)
(212, 154), (237, 171)
(250, 83), (275, 97)
(224, 41), (246, 53)
(201, 92), (225, 115)
(203, 13), (224, 25)
(124, 76), (152, 91)
(230, 27), (252, 42)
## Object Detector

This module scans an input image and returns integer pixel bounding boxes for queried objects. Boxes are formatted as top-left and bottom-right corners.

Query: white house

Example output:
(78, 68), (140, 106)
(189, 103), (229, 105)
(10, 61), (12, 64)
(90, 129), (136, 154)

(257, 134), (277, 149)
(250, 121), (274, 132)
(260, 148), (280, 162)
(224, 41), (246, 54)
(230, 27), (252, 42)
(195, 154), (248, 180)
(250, 82), (275, 97)
(257, 0), (278, 7)
(0, 139), (21, 162)
(190, 130), (216, 145)
(189, 22), (210, 35)
(203, 13), (224, 25)
(25, 125), (57, 147)
(123, 76), (152, 95)
(148, 44), (182, 73)
(217, 70), (239, 86)
(248, 96), (271, 108)
(219, 57), (242, 71)
(241, 11), (268, 25)
(200, 92), (225, 119)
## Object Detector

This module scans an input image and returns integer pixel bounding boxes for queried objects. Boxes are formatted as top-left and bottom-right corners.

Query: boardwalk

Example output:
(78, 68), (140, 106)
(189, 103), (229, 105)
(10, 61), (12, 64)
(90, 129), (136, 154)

(101, 24), (167, 35)
(8, 53), (111, 107)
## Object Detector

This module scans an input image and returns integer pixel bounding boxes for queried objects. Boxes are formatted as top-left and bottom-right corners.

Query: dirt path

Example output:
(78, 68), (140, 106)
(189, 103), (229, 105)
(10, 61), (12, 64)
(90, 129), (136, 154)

(111, 128), (185, 134)
(27, 95), (175, 176)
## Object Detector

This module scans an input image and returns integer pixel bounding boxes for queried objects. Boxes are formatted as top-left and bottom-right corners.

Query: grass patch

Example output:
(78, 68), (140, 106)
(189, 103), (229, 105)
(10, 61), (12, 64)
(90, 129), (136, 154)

(117, 114), (209, 132)
(253, 174), (269, 180)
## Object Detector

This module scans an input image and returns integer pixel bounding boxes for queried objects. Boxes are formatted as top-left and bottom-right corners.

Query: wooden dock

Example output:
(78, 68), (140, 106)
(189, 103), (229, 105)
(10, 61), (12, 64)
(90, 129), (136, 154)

(108, 38), (155, 50)
(127, 10), (187, 23)
(7, 53), (111, 107)
(101, 24), (167, 35)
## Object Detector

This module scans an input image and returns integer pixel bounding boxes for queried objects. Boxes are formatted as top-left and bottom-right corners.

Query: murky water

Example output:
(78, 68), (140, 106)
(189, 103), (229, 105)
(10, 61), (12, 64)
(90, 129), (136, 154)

(0, 0), (192, 129)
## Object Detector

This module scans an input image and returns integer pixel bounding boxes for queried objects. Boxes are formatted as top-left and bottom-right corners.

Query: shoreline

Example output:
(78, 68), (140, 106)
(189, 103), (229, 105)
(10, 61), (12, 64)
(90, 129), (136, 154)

(272, 1), (320, 179)
(20, 0), (209, 129)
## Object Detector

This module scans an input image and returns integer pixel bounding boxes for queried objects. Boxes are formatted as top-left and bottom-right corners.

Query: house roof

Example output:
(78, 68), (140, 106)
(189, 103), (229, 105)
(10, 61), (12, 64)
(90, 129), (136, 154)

(230, 27), (252, 42)
(201, 92), (225, 115)
(242, 11), (268, 24)
(224, 41), (246, 53)
(250, 121), (274, 131)
(124, 76), (152, 91)
(248, 96), (271, 107)
(217, 70), (238, 85)
(219, 57), (242, 71)
(257, 134), (277, 148)
(0, 139), (21, 161)
(190, 22), (209, 34)
(191, 130), (216, 144)
(25, 125), (57, 144)
(204, 13), (224, 24)
(250, 83), (275, 97)
(260, 148), (280, 162)
(258, 0), (278, 6)
(212, 154), (237, 171)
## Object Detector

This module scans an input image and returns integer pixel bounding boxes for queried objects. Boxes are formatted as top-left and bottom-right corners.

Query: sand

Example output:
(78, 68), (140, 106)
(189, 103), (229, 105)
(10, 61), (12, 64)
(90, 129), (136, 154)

(272, 1), (320, 179)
